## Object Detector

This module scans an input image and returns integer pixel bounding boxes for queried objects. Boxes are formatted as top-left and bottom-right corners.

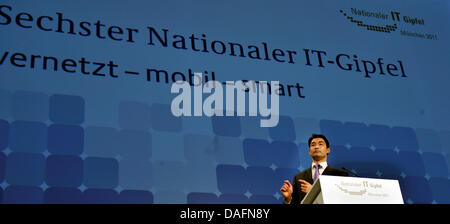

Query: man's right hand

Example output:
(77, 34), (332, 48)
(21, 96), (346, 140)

(280, 180), (293, 203)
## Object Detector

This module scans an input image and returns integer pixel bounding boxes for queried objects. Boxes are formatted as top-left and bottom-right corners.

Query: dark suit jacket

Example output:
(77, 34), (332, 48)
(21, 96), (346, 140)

(290, 165), (348, 204)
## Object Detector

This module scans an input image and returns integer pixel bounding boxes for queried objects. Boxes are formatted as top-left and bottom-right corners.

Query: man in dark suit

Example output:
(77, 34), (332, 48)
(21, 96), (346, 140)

(280, 134), (348, 204)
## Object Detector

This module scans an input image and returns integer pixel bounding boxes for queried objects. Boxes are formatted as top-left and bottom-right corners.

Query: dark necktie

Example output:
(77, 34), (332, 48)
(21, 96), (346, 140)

(313, 164), (322, 182)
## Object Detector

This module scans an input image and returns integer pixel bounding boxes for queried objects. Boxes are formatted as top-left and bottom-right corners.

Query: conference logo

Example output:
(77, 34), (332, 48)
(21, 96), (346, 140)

(335, 181), (388, 198)
(170, 73), (280, 127)
(339, 8), (437, 40)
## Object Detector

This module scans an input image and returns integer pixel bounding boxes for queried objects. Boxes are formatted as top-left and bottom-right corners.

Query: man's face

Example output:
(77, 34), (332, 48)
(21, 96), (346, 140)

(308, 138), (330, 161)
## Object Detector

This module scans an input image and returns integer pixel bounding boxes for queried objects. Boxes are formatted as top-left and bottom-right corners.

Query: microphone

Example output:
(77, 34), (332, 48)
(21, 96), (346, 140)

(341, 167), (361, 177)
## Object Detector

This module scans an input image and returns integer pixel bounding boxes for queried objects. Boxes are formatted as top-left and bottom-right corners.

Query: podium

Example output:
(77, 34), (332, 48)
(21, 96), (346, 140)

(301, 175), (404, 204)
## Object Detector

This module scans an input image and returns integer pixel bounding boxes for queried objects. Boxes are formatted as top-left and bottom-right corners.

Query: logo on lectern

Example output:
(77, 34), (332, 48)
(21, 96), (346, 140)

(336, 181), (388, 197)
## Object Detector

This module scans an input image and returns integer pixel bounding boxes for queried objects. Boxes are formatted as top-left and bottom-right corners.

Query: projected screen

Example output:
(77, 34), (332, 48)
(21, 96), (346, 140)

(0, 0), (449, 204)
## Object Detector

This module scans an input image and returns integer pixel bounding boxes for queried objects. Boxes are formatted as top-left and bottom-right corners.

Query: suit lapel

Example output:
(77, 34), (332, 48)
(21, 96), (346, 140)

(322, 165), (333, 175)
(305, 167), (314, 184)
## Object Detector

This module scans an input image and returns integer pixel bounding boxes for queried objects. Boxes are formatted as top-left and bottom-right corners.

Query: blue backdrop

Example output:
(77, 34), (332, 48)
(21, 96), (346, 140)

(0, 0), (449, 204)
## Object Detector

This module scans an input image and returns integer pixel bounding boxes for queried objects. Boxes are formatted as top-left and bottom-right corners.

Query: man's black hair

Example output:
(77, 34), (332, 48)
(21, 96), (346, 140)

(308, 134), (330, 148)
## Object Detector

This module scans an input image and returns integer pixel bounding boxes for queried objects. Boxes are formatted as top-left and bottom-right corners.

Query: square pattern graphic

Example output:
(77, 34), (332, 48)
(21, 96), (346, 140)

(0, 89), (449, 204)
